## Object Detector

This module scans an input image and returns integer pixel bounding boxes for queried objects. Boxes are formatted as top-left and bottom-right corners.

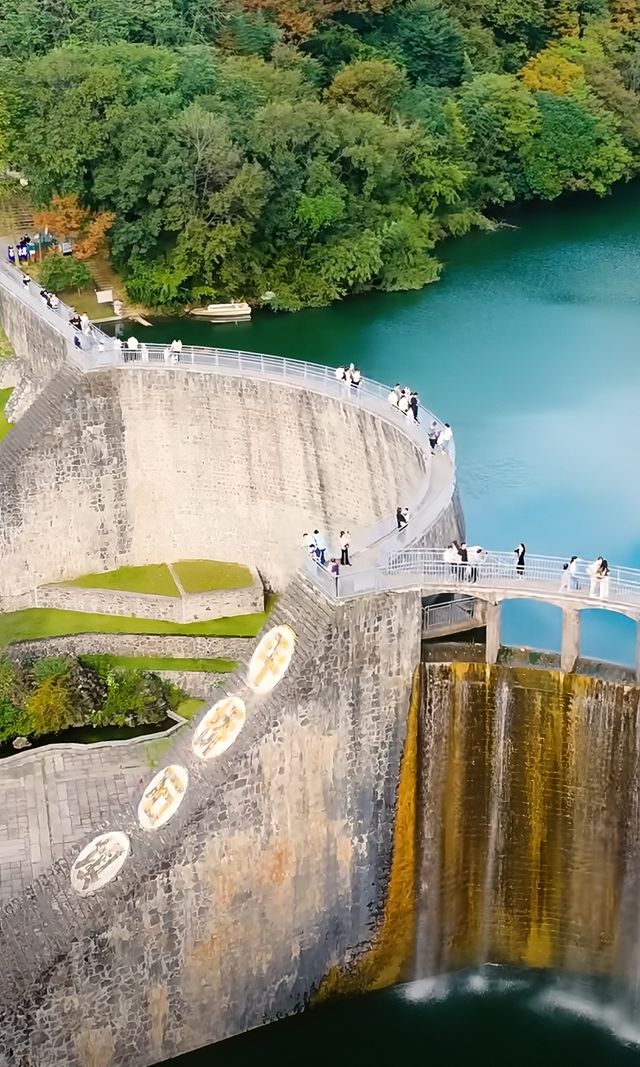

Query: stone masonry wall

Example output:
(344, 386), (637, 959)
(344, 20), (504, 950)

(6, 634), (250, 661)
(0, 577), (422, 1067)
(0, 286), (70, 419)
(0, 366), (429, 596)
(32, 573), (263, 623)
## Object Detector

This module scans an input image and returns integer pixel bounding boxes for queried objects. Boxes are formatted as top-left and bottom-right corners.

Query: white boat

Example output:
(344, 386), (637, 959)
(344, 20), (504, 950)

(188, 301), (251, 322)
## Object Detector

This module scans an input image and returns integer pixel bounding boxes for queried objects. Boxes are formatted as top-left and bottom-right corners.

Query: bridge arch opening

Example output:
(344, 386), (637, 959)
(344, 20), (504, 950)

(580, 608), (637, 669)
(501, 598), (563, 656)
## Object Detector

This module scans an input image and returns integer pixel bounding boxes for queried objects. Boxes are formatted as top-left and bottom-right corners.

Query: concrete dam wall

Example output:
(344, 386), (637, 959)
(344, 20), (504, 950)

(0, 365), (429, 596)
(0, 579), (423, 1067)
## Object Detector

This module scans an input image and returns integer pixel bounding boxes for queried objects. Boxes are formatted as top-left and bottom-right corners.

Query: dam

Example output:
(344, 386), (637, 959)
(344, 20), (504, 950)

(1, 262), (640, 1066)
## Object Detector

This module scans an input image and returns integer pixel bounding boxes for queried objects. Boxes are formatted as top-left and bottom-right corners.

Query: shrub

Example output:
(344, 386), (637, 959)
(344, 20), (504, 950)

(25, 677), (74, 736)
(0, 657), (28, 706)
(40, 253), (92, 293)
(95, 669), (168, 727)
(0, 700), (35, 744)
(30, 655), (73, 682)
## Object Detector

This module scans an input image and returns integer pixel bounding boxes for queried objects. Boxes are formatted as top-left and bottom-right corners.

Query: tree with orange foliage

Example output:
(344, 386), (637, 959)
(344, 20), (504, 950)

(243, 0), (392, 39)
(520, 49), (585, 94)
(33, 194), (114, 261)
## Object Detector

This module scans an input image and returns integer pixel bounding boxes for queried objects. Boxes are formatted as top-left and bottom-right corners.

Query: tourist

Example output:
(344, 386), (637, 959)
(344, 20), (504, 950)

(393, 383), (402, 399)
(443, 543), (458, 578)
(396, 506), (409, 530)
(335, 366), (347, 382)
(387, 388), (399, 408)
(22, 274), (30, 289)
(80, 313), (90, 333)
(409, 391), (419, 424)
(163, 345), (172, 364)
(39, 288), (49, 304)
(313, 528), (327, 565)
(398, 392), (410, 416)
(560, 555), (579, 592)
(17, 243), (28, 264)
(350, 366), (362, 389)
(7, 245), (15, 265)
(314, 544), (326, 568)
(428, 420), (439, 452)
(467, 544), (487, 583)
(329, 557), (340, 594)
(47, 293), (59, 311)
(170, 339), (182, 364)
(73, 334), (83, 349)
(339, 530), (351, 567)
(598, 558), (610, 599)
(588, 557), (609, 598)
(69, 313), (81, 330)
(458, 542), (469, 580)
(514, 542), (526, 577)
(438, 423), (453, 453)
(140, 343), (149, 362)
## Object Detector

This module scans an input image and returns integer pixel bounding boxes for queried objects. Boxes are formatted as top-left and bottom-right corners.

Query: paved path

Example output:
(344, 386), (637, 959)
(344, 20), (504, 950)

(0, 745), (148, 905)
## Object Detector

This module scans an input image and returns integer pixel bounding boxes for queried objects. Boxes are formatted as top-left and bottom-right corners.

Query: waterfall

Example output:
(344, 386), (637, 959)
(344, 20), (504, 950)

(415, 661), (640, 983)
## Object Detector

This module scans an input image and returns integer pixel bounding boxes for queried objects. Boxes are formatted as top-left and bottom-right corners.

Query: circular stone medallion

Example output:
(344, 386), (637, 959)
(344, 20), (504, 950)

(247, 625), (296, 694)
(138, 764), (189, 831)
(70, 831), (131, 897)
(192, 696), (246, 761)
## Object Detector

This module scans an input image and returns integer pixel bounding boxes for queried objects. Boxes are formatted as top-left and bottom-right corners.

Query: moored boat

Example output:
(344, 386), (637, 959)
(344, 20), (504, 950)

(188, 301), (251, 322)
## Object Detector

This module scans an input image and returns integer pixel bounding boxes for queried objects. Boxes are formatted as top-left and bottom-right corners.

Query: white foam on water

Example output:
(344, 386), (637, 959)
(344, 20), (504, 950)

(532, 987), (640, 1048)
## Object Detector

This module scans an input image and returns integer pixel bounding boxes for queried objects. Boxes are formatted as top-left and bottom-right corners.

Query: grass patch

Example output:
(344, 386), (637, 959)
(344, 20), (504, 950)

(176, 697), (207, 720)
(80, 654), (237, 673)
(174, 559), (254, 593)
(0, 387), (12, 442)
(66, 563), (179, 598)
(0, 327), (15, 360)
(0, 595), (276, 648)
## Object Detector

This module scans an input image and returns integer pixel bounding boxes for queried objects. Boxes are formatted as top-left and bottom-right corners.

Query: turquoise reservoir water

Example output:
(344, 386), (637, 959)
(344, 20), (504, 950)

(148, 188), (640, 1062)
(143, 184), (640, 666)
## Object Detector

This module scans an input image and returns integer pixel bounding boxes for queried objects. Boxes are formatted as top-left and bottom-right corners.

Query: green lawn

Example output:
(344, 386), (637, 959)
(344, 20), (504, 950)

(66, 563), (179, 597)
(176, 697), (207, 720)
(0, 387), (12, 442)
(0, 595), (275, 648)
(174, 559), (254, 593)
(80, 654), (238, 673)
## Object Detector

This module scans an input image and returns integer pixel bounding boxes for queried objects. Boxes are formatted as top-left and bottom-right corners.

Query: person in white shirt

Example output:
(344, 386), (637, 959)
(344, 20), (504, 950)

(443, 544), (458, 578)
(398, 393), (410, 415)
(350, 367), (361, 389)
(335, 366), (346, 382)
(438, 423), (453, 452)
(466, 545), (487, 583)
(560, 555), (578, 591)
(313, 528), (327, 565)
(388, 389), (399, 408)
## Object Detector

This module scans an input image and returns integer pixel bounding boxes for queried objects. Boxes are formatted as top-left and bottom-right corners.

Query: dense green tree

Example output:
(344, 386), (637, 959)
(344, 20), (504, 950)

(371, 0), (467, 86)
(523, 90), (631, 196)
(325, 58), (407, 113)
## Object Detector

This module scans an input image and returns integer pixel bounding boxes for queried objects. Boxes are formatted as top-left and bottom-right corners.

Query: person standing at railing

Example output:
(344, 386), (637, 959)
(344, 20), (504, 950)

(514, 542), (526, 577)
(560, 555), (579, 592)
(329, 558), (340, 594)
(396, 506), (409, 530)
(387, 388), (399, 408)
(313, 528), (327, 565)
(22, 273), (30, 290)
(7, 245), (15, 266)
(409, 391), (419, 424)
(428, 420), (439, 452)
(339, 530), (351, 567)
(438, 423), (453, 453)
(443, 544), (458, 578)
(466, 545), (487, 582)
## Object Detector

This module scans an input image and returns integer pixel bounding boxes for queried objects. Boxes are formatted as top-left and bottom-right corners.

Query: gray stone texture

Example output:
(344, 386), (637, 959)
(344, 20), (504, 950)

(0, 362), (429, 598)
(0, 286), (70, 419)
(7, 633), (251, 661)
(0, 576), (422, 1067)
(31, 569), (264, 623)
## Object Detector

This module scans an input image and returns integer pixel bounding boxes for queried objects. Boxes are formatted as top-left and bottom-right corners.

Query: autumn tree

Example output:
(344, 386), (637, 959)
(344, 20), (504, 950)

(33, 194), (114, 259)
(520, 48), (585, 93)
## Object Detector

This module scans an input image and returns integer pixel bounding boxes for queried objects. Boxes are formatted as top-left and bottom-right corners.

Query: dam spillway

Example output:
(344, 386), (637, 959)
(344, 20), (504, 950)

(416, 662), (640, 986)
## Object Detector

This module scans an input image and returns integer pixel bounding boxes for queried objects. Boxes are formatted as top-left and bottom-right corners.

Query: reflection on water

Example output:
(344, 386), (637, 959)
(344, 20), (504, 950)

(168, 968), (640, 1066)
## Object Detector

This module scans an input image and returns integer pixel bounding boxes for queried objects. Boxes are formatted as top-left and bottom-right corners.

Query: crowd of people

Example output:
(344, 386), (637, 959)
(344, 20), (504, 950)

(387, 382), (419, 423)
(335, 363), (362, 388)
(441, 542), (612, 598)
(303, 529), (351, 591)
(7, 237), (36, 266)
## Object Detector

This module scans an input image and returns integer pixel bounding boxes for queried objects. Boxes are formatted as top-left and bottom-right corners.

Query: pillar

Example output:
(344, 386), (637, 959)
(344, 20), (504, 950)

(485, 601), (501, 665)
(561, 607), (580, 675)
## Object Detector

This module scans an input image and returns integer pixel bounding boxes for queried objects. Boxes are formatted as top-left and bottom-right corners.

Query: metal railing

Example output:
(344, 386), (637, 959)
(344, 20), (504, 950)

(0, 259), (112, 350)
(387, 549), (640, 614)
(422, 596), (477, 635)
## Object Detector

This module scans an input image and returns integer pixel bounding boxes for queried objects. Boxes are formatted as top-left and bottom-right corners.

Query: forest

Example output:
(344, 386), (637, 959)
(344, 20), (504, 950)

(0, 0), (638, 310)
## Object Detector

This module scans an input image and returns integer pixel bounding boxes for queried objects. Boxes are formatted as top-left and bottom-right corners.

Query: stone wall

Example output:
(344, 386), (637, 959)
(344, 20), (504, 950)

(6, 633), (250, 661)
(32, 570), (263, 623)
(0, 365), (430, 596)
(0, 286), (70, 419)
(0, 577), (422, 1067)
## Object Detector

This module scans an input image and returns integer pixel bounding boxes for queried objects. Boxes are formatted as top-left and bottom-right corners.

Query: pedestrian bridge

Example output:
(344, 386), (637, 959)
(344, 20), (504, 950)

(305, 549), (640, 678)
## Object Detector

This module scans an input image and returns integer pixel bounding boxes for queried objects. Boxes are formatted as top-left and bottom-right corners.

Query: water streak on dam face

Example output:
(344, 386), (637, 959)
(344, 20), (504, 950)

(415, 662), (640, 986)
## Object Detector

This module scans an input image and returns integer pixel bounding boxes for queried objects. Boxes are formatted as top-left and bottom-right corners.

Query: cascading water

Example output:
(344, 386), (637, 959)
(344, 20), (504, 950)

(415, 662), (640, 985)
